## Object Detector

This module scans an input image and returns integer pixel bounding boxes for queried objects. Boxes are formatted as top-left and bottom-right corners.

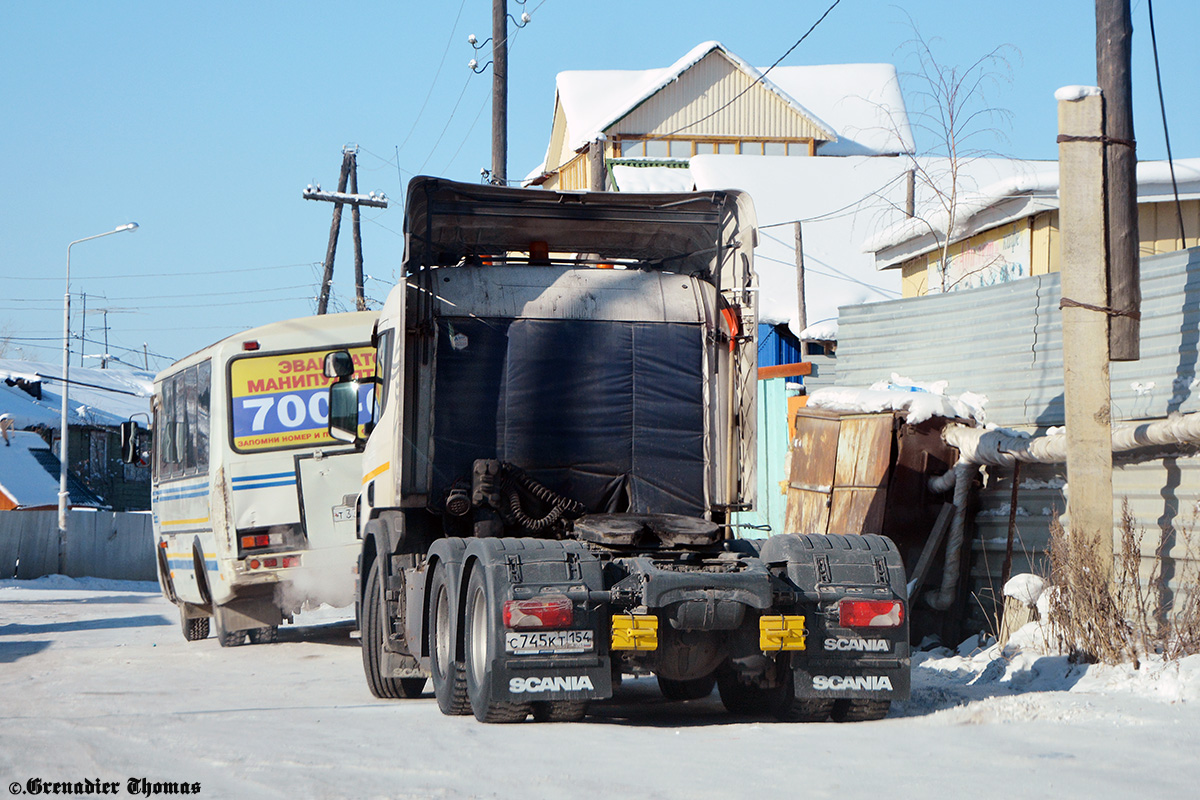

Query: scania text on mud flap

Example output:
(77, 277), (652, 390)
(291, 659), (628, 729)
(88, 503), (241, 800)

(327, 177), (911, 723)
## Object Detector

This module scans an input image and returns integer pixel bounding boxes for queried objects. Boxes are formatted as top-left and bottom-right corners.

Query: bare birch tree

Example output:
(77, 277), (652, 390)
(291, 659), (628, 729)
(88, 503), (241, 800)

(893, 21), (1017, 293)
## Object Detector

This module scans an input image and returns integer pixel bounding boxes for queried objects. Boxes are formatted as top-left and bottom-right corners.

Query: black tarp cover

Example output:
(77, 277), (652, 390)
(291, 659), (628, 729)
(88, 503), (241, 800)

(431, 317), (706, 517)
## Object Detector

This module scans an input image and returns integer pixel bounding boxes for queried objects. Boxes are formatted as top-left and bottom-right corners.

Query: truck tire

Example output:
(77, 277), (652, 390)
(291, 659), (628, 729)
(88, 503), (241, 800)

(657, 674), (716, 701)
(715, 667), (771, 715)
(428, 561), (470, 715)
(831, 699), (891, 722)
(362, 558), (426, 699)
(771, 662), (832, 722)
(464, 567), (530, 723)
(180, 609), (209, 642)
(532, 701), (588, 722)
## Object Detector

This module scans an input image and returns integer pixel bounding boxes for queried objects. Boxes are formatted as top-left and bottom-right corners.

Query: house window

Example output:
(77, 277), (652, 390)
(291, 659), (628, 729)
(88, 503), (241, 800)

(668, 140), (691, 157)
(645, 139), (669, 158)
(764, 141), (786, 156)
(717, 142), (737, 155)
(617, 139), (642, 157)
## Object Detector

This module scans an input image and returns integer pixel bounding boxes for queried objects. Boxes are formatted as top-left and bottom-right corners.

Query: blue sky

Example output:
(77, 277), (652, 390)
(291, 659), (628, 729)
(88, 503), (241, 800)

(3, 1), (1198, 370)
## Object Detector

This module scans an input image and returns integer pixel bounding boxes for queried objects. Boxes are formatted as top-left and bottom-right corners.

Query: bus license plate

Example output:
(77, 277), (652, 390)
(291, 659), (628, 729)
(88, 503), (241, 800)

(505, 630), (594, 655)
(332, 505), (354, 523)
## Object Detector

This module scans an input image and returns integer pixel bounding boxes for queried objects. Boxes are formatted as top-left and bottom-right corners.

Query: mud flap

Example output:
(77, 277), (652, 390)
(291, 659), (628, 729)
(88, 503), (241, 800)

(760, 533), (911, 704)
(464, 537), (614, 704)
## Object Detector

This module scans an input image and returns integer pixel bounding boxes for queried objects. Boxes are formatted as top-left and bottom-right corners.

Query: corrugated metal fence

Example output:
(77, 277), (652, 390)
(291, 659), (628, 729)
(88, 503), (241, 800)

(834, 247), (1200, 629)
(0, 510), (156, 582)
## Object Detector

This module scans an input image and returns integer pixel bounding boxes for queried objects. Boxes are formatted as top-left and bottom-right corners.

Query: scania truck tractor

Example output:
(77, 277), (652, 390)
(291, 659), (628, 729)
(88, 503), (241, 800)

(325, 176), (909, 723)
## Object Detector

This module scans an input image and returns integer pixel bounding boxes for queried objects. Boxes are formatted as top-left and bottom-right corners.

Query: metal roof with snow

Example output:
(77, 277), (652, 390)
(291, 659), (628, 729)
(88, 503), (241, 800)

(0, 431), (104, 510)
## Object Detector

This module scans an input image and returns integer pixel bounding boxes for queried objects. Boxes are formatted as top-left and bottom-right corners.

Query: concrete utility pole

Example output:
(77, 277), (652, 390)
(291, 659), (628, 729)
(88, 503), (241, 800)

(1097, 0), (1141, 361)
(304, 146), (388, 314)
(491, 0), (508, 185)
(1058, 89), (1115, 578)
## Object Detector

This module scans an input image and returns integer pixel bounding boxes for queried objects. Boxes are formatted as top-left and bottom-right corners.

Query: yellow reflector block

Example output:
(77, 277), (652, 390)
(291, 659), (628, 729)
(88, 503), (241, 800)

(759, 615), (807, 651)
(611, 614), (659, 651)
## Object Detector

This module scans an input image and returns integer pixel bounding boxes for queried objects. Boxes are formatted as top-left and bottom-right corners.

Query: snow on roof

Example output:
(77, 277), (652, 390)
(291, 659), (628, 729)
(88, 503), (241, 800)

(866, 157), (1200, 264)
(798, 319), (838, 342)
(0, 430), (103, 508)
(553, 42), (908, 157)
(0, 359), (153, 430)
(609, 162), (695, 192)
(767, 63), (914, 156)
(690, 153), (914, 335)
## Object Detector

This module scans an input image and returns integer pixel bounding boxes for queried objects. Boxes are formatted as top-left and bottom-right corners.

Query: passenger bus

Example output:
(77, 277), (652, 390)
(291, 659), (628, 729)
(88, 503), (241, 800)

(146, 311), (377, 646)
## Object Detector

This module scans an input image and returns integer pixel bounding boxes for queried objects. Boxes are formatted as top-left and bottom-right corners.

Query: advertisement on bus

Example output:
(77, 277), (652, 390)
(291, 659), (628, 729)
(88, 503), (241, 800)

(228, 345), (374, 452)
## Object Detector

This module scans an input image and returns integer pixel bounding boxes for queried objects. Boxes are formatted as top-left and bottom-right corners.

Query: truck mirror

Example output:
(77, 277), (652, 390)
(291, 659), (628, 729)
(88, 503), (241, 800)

(328, 381), (361, 444)
(119, 420), (139, 464)
(324, 350), (355, 379)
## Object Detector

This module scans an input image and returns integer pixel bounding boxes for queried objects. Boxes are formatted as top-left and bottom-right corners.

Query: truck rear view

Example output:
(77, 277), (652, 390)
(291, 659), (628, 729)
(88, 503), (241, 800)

(328, 177), (909, 723)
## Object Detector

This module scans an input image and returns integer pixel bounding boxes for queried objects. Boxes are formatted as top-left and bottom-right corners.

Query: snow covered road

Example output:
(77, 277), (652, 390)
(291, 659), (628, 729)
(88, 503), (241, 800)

(2, 577), (1198, 799)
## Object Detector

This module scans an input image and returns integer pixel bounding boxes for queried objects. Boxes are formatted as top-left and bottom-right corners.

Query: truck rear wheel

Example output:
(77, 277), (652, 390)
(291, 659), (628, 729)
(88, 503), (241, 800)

(213, 607), (246, 647)
(657, 674), (716, 701)
(429, 561), (470, 715)
(362, 558), (426, 699)
(465, 567), (530, 723)
(532, 701), (588, 722)
(715, 667), (772, 715)
(831, 699), (891, 722)
(772, 663), (832, 722)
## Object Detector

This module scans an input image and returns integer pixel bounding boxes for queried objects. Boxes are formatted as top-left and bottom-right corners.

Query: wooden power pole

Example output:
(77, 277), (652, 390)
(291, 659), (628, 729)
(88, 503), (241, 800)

(491, 0), (508, 185)
(794, 222), (807, 334)
(1058, 89), (1115, 578)
(303, 146), (388, 314)
(1097, 0), (1141, 361)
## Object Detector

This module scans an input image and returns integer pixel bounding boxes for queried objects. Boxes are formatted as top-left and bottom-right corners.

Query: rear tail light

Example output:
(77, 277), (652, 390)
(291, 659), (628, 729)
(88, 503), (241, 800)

(503, 595), (573, 630)
(246, 555), (301, 570)
(240, 533), (283, 550)
(839, 599), (904, 628)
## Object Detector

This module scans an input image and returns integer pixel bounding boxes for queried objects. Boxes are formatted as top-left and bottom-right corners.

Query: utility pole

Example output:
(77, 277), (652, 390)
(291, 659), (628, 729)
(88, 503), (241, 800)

(1058, 87), (1115, 579)
(303, 145), (388, 314)
(1097, 0), (1141, 361)
(80, 292), (86, 367)
(794, 222), (807, 334)
(492, 0), (508, 185)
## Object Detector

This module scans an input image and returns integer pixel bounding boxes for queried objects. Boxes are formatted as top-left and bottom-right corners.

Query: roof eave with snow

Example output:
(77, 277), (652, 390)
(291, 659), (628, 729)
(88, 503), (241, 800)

(868, 158), (1200, 267)
(872, 192), (1059, 270)
(558, 41), (839, 155)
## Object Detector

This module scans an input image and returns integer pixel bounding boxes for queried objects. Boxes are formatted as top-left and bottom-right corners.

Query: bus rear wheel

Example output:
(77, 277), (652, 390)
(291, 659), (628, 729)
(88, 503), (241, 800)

(180, 609), (209, 642)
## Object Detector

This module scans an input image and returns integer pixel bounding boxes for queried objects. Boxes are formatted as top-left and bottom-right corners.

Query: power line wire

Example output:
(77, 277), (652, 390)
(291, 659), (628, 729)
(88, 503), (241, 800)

(1146, 0), (1189, 248)
(397, 0), (470, 157)
(647, 0), (842, 143)
(0, 261), (316, 282)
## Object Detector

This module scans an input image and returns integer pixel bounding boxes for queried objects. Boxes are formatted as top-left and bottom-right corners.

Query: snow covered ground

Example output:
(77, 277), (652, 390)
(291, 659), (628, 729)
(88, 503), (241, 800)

(3, 576), (1199, 799)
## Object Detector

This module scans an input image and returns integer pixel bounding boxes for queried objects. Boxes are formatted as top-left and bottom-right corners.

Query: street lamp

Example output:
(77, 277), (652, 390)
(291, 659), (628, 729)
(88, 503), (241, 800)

(59, 223), (139, 547)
